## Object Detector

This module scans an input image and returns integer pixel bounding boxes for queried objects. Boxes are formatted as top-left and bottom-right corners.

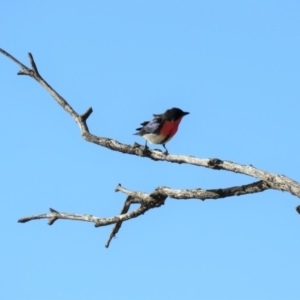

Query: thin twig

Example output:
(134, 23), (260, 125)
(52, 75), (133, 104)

(28, 52), (40, 76)
(0, 48), (28, 70)
(105, 195), (138, 248)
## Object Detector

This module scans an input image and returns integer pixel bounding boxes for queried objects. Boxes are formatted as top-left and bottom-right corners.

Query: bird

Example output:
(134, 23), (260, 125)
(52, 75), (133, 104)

(134, 107), (189, 154)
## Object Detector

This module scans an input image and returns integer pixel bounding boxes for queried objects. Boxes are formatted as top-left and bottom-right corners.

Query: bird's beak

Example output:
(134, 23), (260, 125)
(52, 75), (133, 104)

(183, 112), (190, 116)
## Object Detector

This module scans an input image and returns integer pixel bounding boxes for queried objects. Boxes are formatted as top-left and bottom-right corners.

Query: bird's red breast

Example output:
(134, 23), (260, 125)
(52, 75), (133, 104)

(159, 117), (184, 139)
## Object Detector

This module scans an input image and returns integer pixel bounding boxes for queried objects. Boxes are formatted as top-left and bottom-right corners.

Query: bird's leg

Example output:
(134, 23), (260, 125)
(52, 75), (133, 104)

(162, 144), (169, 155)
(143, 140), (149, 153)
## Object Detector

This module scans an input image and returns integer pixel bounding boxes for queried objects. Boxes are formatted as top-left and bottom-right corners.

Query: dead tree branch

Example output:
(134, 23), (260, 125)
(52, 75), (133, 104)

(1, 48), (299, 247)
(18, 181), (270, 247)
(1, 48), (299, 197)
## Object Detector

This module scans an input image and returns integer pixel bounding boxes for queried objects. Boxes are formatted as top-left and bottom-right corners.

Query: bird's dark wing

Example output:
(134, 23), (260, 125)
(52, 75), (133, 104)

(140, 121), (150, 127)
(135, 117), (163, 134)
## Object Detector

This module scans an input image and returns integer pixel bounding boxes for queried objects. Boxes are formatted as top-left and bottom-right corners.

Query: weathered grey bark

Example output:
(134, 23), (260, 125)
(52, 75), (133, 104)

(1, 48), (299, 248)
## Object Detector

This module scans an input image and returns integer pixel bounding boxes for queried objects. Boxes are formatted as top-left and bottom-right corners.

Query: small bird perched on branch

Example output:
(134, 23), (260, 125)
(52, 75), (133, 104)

(134, 107), (189, 155)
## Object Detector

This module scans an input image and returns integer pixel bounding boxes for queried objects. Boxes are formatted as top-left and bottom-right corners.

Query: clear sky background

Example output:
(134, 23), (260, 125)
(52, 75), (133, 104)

(1, 1), (300, 299)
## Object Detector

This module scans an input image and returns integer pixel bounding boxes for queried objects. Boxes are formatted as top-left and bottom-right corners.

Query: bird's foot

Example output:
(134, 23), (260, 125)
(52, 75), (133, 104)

(133, 142), (150, 156)
(143, 144), (150, 154)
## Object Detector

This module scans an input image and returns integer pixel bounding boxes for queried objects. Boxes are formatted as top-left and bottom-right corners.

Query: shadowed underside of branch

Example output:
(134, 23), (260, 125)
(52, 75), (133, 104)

(1, 48), (299, 248)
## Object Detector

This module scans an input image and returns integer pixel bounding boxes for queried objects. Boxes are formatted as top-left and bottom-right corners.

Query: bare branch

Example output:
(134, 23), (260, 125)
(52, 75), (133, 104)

(18, 205), (151, 228)
(115, 180), (270, 201)
(1, 49), (299, 199)
(156, 180), (270, 200)
(1, 48), (299, 247)
(106, 181), (269, 246)
(18, 181), (266, 247)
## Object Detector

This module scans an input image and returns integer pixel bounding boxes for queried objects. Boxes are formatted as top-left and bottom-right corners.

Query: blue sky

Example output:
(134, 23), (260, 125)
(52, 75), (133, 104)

(1, 1), (300, 299)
